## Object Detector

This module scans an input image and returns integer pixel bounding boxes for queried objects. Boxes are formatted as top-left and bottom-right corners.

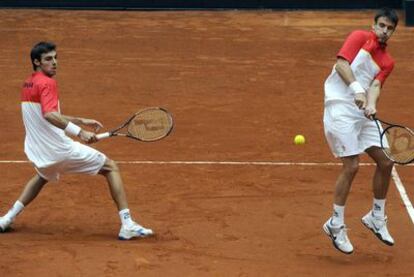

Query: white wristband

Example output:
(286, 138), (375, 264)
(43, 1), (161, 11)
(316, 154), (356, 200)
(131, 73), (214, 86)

(65, 122), (82, 137)
(349, 81), (365, 94)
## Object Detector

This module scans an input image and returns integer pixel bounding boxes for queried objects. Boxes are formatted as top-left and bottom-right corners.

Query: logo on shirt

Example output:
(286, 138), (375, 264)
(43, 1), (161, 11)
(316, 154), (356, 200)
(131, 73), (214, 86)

(23, 82), (33, 88)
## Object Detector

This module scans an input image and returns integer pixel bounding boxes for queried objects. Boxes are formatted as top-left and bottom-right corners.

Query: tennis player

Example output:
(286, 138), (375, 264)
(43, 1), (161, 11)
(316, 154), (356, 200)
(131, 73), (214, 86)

(0, 42), (153, 240)
(322, 8), (398, 254)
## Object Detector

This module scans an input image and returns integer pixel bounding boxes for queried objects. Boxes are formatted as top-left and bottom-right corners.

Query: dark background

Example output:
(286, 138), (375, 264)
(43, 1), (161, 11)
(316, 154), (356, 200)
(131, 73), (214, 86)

(0, 0), (405, 9)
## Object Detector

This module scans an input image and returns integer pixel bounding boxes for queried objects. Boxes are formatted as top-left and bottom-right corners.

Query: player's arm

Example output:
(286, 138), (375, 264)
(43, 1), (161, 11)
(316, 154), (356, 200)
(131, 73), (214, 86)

(335, 58), (366, 109)
(335, 58), (358, 85)
(334, 30), (370, 109)
(43, 112), (97, 143)
(61, 115), (103, 132)
(39, 81), (100, 143)
(365, 59), (394, 119)
(364, 80), (381, 118)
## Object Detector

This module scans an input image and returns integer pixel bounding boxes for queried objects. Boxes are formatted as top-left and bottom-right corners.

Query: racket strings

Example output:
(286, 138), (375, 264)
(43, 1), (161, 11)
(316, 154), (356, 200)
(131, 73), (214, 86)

(384, 127), (414, 164)
(127, 109), (173, 141)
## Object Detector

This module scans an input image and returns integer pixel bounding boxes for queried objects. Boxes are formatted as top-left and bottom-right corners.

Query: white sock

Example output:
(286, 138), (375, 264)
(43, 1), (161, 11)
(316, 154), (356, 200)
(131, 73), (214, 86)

(373, 198), (386, 218)
(119, 209), (134, 227)
(4, 201), (24, 221)
(331, 204), (345, 226)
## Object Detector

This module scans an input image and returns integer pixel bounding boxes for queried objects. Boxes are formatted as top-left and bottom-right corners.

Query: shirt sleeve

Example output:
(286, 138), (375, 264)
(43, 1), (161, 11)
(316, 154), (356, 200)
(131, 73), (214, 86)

(39, 82), (59, 114)
(375, 61), (394, 86)
(337, 30), (369, 63)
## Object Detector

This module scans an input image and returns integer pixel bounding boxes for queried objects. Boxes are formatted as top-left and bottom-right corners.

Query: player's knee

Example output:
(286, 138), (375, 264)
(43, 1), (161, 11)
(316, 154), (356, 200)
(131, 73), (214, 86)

(343, 160), (359, 175)
(101, 159), (120, 173)
(377, 158), (394, 171)
(35, 174), (48, 183)
(347, 164), (359, 175)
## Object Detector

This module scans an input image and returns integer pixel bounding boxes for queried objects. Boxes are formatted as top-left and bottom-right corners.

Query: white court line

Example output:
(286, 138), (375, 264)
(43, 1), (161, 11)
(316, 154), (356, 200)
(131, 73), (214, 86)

(1, 159), (413, 224)
(392, 167), (414, 225)
(0, 160), (376, 165)
(1, 159), (413, 167)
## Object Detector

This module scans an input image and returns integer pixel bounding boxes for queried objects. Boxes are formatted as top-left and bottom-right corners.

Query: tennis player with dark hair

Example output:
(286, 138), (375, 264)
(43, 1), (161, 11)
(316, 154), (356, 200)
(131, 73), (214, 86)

(322, 8), (398, 254)
(0, 42), (153, 240)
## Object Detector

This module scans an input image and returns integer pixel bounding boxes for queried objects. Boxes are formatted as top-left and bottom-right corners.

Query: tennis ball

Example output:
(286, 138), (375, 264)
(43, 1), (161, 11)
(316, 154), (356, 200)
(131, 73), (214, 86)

(294, 134), (305, 145)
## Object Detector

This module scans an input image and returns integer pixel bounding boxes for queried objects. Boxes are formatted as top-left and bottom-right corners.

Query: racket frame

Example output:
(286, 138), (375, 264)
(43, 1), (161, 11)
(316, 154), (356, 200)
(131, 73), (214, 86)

(373, 115), (414, 165)
(96, 107), (174, 142)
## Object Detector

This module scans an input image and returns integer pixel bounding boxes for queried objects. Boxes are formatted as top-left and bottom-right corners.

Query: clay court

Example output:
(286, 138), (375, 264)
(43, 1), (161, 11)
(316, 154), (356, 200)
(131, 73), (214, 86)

(0, 9), (414, 276)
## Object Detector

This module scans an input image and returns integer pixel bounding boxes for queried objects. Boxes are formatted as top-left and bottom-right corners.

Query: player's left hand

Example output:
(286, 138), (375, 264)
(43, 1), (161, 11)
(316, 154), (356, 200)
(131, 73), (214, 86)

(354, 93), (367, 109)
(81, 119), (103, 132)
(364, 105), (376, 119)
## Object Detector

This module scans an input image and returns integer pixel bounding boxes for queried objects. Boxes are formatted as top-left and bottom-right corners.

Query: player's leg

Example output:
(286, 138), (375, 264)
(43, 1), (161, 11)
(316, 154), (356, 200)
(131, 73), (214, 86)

(61, 142), (153, 239)
(322, 102), (363, 254)
(18, 174), (49, 206)
(322, 155), (358, 254)
(366, 146), (394, 199)
(99, 158), (153, 240)
(361, 146), (394, 245)
(334, 155), (360, 207)
(0, 174), (48, 232)
(99, 158), (128, 211)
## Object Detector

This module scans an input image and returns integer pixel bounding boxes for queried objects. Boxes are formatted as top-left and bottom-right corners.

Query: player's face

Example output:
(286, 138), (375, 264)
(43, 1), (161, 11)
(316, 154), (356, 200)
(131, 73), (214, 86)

(35, 51), (57, 77)
(372, 16), (396, 44)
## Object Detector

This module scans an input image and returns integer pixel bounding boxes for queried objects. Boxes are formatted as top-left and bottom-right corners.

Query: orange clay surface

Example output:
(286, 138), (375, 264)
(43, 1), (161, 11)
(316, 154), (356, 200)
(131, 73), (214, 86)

(1, 9), (414, 276)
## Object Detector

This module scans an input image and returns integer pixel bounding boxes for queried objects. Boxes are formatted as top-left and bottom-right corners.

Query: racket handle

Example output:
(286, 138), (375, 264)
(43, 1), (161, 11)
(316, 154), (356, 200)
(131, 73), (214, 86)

(96, 132), (111, 140)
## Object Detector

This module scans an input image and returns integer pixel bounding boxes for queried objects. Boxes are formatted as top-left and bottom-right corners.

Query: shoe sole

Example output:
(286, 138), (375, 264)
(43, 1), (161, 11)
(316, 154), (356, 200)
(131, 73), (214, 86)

(119, 236), (133, 240)
(118, 234), (152, 240)
(118, 231), (154, 240)
(323, 224), (353, 255)
(361, 219), (394, 246)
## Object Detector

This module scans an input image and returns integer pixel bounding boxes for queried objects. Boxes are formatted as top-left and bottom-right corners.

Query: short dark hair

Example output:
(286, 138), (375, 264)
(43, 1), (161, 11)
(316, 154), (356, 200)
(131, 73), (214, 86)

(375, 8), (399, 28)
(30, 41), (56, 71)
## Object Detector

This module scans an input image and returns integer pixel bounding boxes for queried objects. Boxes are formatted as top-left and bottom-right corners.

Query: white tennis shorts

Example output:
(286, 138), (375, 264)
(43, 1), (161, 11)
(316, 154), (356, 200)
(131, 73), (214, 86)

(323, 101), (385, 158)
(35, 142), (107, 181)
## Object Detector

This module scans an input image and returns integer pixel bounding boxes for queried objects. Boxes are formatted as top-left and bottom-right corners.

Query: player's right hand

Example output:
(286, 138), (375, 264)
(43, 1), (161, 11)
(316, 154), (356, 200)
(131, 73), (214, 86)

(364, 105), (376, 119)
(78, 130), (98, 144)
(354, 93), (367, 109)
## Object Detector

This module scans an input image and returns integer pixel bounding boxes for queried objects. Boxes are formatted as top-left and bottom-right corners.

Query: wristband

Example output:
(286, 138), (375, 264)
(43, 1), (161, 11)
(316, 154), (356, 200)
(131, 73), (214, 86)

(65, 122), (82, 136)
(349, 81), (365, 94)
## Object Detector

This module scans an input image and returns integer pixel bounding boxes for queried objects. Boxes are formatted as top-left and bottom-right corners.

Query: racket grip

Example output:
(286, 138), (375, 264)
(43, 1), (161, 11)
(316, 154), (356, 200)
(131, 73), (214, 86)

(96, 132), (111, 140)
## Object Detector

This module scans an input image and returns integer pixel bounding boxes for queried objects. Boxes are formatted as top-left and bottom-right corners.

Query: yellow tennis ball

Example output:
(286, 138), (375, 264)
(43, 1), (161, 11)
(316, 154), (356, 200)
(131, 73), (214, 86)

(294, 135), (305, 145)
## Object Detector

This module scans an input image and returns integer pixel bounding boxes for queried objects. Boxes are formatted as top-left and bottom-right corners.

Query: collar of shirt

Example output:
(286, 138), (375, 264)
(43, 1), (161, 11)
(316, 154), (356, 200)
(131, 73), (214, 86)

(32, 71), (55, 81)
(369, 30), (387, 49)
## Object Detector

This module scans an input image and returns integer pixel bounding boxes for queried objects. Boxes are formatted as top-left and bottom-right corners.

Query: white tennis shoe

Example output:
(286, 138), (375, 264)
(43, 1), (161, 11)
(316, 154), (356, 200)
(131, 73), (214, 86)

(118, 222), (154, 240)
(0, 216), (12, 232)
(361, 211), (394, 246)
(323, 218), (354, 254)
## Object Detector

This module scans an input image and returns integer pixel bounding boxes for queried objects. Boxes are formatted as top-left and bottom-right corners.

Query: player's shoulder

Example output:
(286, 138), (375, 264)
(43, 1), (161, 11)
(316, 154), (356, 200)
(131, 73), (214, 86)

(32, 72), (56, 87)
(347, 30), (371, 40)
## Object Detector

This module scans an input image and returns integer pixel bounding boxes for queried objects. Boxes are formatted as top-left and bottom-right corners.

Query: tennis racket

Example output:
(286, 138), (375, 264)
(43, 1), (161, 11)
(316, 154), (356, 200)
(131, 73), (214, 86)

(96, 107), (173, 142)
(373, 115), (414, 165)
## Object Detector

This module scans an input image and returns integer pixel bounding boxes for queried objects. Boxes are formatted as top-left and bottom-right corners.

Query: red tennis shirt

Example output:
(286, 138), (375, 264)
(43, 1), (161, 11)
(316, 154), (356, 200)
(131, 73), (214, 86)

(324, 30), (394, 103)
(21, 71), (73, 168)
